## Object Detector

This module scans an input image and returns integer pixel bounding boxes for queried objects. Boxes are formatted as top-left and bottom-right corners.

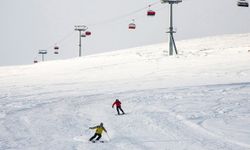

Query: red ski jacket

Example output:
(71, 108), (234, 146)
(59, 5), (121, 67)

(112, 100), (121, 107)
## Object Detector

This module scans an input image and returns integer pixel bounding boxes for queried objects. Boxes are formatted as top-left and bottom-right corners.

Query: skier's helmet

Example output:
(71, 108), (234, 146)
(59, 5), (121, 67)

(100, 122), (103, 126)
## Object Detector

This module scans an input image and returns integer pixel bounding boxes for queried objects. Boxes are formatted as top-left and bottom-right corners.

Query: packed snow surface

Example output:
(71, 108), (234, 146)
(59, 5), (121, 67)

(0, 33), (250, 150)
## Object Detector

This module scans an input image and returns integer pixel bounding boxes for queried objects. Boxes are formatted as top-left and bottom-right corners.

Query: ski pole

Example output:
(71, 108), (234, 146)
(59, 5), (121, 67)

(106, 132), (111, 141)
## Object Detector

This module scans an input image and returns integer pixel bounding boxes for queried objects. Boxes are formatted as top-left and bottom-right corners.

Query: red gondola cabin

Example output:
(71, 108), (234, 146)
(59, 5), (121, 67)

(128, 23), (136, 29)
(237, 0), (249, 7)
(54, 46), (59, 50)
(85, 31), (91, 36)
(147, 10), (156, 16)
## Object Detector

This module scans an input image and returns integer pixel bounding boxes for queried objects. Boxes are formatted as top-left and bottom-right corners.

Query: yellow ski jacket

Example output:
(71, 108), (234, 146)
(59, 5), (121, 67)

(89, 125), (107, 134)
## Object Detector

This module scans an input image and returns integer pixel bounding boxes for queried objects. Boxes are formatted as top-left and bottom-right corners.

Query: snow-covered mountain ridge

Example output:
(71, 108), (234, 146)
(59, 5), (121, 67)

(0, 33), (250, 150)
(1, 33), (250, 90)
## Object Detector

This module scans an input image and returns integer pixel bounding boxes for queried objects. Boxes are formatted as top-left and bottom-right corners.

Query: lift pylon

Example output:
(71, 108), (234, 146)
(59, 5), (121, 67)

(161, 0), (182, 56)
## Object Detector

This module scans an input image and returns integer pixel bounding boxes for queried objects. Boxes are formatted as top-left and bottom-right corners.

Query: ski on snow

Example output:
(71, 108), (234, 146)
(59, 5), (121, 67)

(91, 140), (106, 143)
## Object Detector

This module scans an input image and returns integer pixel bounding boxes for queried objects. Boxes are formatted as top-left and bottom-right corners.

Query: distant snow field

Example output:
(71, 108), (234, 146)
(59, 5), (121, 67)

(0, 33), (250, 150)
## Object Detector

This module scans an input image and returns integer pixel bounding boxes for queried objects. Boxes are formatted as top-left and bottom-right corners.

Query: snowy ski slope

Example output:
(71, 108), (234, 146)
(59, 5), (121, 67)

(0, 33), (250, 150)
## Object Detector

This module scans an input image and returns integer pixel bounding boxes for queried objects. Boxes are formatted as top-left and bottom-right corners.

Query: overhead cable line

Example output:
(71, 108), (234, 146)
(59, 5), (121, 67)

(86, 1), (161, 27)
(36, 1), (161, 61)
(44, 31), (75, 50)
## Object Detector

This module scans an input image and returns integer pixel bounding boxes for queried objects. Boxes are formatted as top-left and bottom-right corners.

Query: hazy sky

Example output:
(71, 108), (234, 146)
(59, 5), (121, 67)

(0, 0), (250, 66)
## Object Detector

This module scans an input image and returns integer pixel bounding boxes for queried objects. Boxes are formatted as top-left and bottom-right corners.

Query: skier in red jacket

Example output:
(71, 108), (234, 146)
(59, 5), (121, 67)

(112, 99), (125, 115)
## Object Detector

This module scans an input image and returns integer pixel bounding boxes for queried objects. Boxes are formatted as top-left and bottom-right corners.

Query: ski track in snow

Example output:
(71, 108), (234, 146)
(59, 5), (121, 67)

(0, 83), (249, 150)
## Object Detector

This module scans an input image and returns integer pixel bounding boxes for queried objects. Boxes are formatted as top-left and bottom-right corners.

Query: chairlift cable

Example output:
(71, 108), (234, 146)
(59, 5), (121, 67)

(40, 1), (161, 56)
(44, 31), (75, 50)
(87, 1), (160, 27)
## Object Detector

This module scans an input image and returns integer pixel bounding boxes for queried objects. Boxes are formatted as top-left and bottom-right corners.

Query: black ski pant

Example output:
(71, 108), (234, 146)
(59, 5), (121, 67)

(89, 133), (102, 141)
(116, 106), (125, 115)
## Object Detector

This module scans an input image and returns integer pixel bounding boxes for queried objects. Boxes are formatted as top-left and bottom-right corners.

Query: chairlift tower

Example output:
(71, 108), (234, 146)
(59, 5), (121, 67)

(38, 50), (47, 61)
(75, 25), (88, 57)
(161, 0), (182, 56)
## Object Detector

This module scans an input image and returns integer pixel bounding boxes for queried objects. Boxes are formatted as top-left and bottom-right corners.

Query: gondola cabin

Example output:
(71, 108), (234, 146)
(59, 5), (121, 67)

(85, 31), (91, 36)
(54, 46), (59, 50)
(147, 10), (156, 16)
(237, 0), (249, 7)
(54, 46), (59, 54)
(128, 23), (136, 29)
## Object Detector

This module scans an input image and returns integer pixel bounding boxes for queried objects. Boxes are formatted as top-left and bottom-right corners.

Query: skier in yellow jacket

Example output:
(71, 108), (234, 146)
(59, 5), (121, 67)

(89, 122), (107, 142)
